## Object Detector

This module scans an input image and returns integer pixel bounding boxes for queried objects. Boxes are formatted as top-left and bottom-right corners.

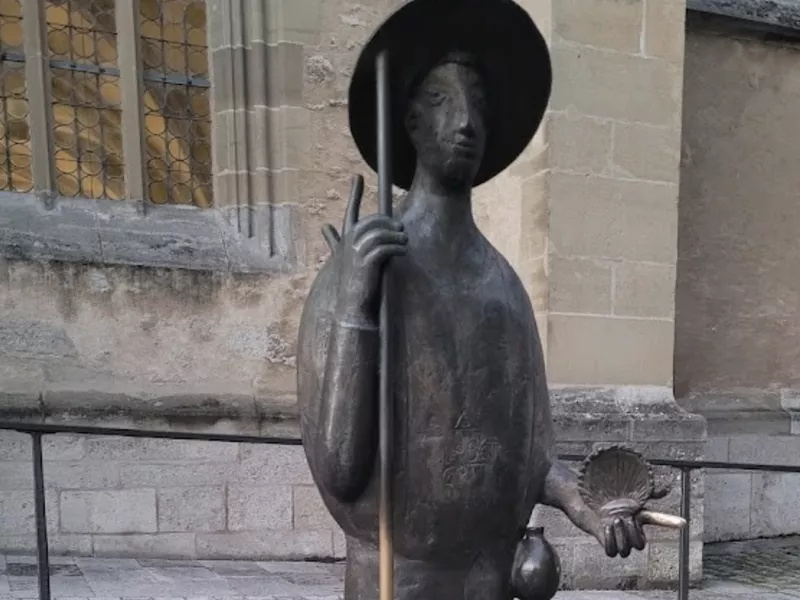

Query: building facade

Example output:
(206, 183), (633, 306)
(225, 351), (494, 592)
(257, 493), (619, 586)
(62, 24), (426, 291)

(0, 0), (797, 591)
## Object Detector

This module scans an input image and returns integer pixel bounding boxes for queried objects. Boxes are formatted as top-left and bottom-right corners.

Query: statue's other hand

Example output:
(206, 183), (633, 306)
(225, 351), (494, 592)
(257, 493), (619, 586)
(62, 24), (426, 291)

(595, 499), (647, 559)
(321, 175), (407, 322)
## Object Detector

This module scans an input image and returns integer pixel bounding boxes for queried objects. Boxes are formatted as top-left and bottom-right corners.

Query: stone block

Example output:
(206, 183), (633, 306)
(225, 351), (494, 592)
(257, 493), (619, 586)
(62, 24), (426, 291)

(0, 462), (35, 490)
(0, 431), (34, 461)
(1, 534), (93, 556)
(195, 530), (333, 560)
(550, 45), (682, 126)
(647, 540), (703, 585)
(548, 314), (674, 385)
(571, 539), (647, 589)
(228, 485), (293, 531)
(612, 122), (681, 183)
(644, 0), (686, 63)
(750, 473), (800, 537)
(630, 414), (705, 442)
(269, 0), (322, 44)
(92, 533), (197, 559)
(42, 435), (86, 461)
(0, 320), (77, 359)
(267, 106), (310, 171)
(236, 444), (314, 485)
(728, 434), (800, 466)
(0, 490), (34, 535)
(549, 112), (613, 175)
(85, 437), (238, 462)
(549, 173), (678, 264)
(549, 256), (613, 314)
(704, 473), (751, 542)
(158, 487), (225, 533)
(531, 505), (587, 540)
(293, 485), (336, 530)
(705, 436), (730, 462)
(554, 413), (631, 442)
(614, 262), (676, 319)
(554, 0), (643, 53)
(60, 489), (157, 534)
(44, 461), (121, 490)
(121, 462), (234, 488)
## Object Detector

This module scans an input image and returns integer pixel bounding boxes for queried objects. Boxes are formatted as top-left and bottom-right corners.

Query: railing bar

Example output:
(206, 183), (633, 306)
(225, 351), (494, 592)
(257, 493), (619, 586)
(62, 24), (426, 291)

(679, 466), (691, 600)
(0, 421), (301, 445)
(558, 454), (800, 474)
(31, 432), (51, 600)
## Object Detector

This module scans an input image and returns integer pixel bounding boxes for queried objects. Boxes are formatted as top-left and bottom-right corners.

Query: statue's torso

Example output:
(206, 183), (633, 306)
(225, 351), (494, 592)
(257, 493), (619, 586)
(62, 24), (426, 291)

(297, 209), (552, 562)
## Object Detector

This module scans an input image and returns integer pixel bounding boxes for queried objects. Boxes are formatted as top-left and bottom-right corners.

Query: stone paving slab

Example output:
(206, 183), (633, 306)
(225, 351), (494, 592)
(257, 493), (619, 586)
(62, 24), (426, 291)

(3, 536), (800, 600)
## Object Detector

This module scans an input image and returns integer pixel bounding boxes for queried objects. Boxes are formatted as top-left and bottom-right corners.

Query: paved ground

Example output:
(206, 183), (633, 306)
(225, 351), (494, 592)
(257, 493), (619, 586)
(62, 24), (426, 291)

(2, 537), (800, 600)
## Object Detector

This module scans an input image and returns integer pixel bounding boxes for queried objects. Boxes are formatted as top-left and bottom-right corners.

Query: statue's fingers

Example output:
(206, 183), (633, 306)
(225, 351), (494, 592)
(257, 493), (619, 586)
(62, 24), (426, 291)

(343, 174), (365, 234)
(613, 518), (630, 558)
(624, 517), (645, 551)
(604, 524), (617, 558)
(354, 229), (407, 256)
(364, 244), (407, 267)
(322, 224), (341, 252)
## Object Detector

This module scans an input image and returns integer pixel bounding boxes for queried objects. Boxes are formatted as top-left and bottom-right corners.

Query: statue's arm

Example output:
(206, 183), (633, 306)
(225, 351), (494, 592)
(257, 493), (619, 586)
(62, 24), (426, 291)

(316, 314), (380, 502)
(311, 175), (407, 503)
(541, 460), (602, 541)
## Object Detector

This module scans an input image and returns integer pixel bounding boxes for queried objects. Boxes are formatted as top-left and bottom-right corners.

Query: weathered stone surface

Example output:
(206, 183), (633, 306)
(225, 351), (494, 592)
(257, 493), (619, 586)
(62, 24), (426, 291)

(548, 315), (675, 385)
(195, 530), (333, 560)
(612, 123), (681, 183)
(549, 257), (612, 314)
(550, 46), (682, 126)
(227, 485), (293, 531)
(554, 0), (643, 53)
(613, 262), (676, 319)
(689, 0), (800, 31)
(158, 487), (226, 533)
(60, 490), (157, 534)
(92, 533), (197, 558)
(704, 473), (752, 542)
(549, 174), (678, 264)
(293, 485), (336, 530)
(750, 473), (800, 538)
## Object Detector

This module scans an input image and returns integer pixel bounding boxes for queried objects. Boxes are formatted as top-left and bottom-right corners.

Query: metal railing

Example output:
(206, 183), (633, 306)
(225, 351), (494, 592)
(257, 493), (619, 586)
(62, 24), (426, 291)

(2, 419), (800, 600)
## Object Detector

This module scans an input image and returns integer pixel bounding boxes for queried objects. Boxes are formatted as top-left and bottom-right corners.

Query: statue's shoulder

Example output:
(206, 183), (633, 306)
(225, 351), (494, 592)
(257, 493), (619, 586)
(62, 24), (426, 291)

(481, 237), (535, 315)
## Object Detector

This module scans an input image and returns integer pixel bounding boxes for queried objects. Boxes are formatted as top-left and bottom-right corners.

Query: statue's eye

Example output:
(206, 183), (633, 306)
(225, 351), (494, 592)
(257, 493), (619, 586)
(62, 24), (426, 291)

(427, 90), (446, 105)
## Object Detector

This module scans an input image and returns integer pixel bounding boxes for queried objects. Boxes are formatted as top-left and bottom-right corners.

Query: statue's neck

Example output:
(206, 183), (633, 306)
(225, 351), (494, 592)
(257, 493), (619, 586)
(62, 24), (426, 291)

(402, 167), (477, 239)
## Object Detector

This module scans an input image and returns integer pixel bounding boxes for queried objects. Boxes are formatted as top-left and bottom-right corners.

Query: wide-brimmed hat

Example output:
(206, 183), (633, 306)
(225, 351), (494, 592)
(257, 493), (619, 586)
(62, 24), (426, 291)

(348, 0), (552, 190)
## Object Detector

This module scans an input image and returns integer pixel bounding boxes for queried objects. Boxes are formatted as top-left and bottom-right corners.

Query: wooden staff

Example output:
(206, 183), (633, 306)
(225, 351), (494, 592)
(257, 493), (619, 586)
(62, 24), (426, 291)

(375, 49), (395, 600)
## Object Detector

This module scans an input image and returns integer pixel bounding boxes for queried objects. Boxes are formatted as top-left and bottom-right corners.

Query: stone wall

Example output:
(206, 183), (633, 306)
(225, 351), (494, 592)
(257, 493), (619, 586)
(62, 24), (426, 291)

(0, 429), (343, 560)
(677, 11), (800, 543)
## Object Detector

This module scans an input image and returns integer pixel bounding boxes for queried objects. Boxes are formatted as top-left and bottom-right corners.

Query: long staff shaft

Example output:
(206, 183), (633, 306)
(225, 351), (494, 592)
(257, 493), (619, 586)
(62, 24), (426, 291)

(375, 49), (394, 600)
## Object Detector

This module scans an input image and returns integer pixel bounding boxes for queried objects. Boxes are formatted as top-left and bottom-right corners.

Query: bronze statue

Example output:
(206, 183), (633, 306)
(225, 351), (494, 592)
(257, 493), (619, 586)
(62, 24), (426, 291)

(296, 1), (683, 599)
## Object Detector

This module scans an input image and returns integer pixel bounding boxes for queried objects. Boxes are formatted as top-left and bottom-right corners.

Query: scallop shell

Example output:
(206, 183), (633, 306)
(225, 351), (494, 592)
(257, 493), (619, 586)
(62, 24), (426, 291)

(578, 446), (654, 513)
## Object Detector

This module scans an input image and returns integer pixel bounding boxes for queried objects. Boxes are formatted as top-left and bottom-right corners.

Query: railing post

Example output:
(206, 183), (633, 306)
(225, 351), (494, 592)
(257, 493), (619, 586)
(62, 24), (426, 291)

(678, 466), (691, 600)
(30, 432), (51, 600)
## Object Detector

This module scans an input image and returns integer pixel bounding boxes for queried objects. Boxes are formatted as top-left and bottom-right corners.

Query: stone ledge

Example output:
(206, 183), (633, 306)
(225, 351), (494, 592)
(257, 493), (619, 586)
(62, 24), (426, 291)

(551, 385), (707, 443)
(0, 192), (298, 274)
(689, 0), (800, 33)
(0, 361), (300, 438)
(678, 389), (798, 435)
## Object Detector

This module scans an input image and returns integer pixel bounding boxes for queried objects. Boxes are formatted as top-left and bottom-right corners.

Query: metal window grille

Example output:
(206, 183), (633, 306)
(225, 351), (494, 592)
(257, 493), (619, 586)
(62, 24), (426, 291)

(0, 0), (211, 206)
(0, 0), (32, 193)
(140, 0), (211, 207)
(46, 0), (124, 200)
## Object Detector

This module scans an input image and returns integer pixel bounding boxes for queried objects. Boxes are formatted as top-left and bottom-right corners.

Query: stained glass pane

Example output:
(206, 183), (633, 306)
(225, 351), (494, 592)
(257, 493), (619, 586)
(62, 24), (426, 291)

(141, 0), (211, 207)
(46, 0), (124, 200)
(0, 0), (32, 193)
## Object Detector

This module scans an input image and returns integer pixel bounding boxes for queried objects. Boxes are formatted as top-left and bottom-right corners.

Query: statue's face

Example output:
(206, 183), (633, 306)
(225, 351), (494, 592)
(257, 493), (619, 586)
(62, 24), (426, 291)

(406, 59), (487, 189)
